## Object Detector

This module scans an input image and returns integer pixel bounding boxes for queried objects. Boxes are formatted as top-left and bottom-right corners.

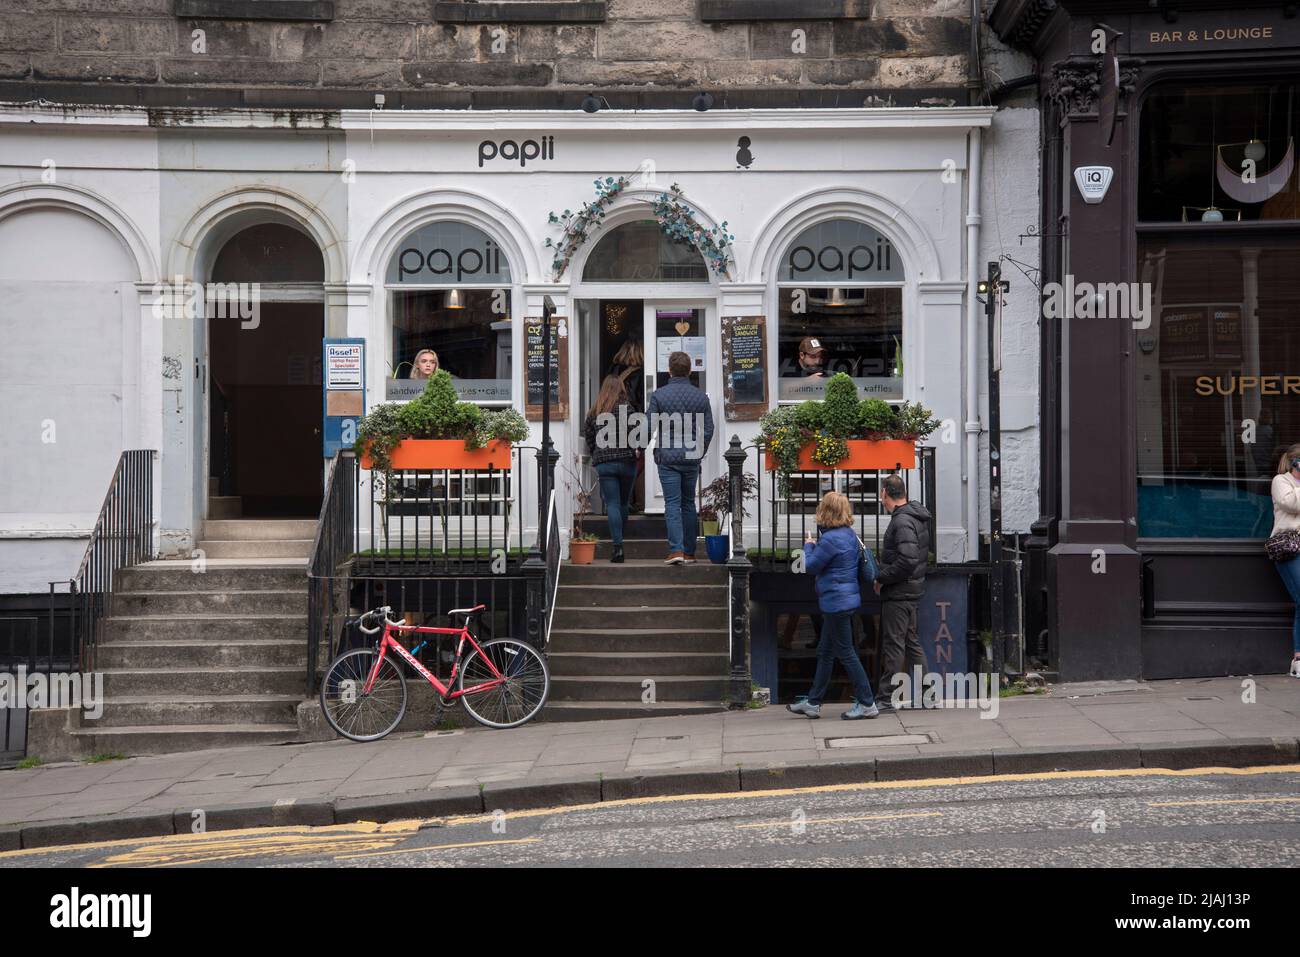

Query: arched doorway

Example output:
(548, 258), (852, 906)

(208, 222), (325, 517)
(573, 218), (717, 513)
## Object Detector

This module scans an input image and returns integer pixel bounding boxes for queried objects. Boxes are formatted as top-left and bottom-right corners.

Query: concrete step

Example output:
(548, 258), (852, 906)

(100, 667), (303, 697)
(202, 519), (318, 541)
(591, 538), (704, 561)
(208, 496), (243, 519)
(113, 590), (305, 617)
(198, 539), (314, 559)
(68, 724), (301, 756)
(542, 701), (726, 722)
(554, 584), (727, 609)
(559, 560), (728, 585)
(117, 564), (307, 592)
(584, 514), (668, 536)
(549, 605), (727, 630)
(549, 675), (727, 702)
(547, 628), (730, 653)
(97, 639), (306, 670)
(548, 651), (729, 677)
(104, 614), (307, 644)
(84, 695), (301, 728)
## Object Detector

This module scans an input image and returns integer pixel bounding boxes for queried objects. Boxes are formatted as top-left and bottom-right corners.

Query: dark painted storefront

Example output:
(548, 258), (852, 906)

(992, 0), (1300, 679)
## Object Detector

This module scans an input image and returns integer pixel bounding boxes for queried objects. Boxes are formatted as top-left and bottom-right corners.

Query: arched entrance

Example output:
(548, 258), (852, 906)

(207, 221), (326, 517)
(571, 217), (718, 513)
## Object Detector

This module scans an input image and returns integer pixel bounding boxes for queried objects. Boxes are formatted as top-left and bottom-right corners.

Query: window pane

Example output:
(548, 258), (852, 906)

(385, 221), (511, 284)
(1139, 82), (1300, 223)
(777, 287), (903, 401)
(388, 289), (511, 402)
(582, 220), (707, 282)
(1136, 238), (1300, 537)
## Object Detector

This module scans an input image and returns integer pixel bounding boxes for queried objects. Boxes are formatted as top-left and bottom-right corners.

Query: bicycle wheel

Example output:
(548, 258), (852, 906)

(458, 639), (549, 729)
(320, 648), (408, 742)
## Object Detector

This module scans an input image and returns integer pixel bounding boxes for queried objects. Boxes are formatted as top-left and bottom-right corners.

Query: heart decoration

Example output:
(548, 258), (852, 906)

(674, 320), (691, 336)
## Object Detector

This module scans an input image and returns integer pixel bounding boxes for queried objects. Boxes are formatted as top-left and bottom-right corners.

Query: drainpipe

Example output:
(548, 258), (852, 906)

(965, 126), (983, 563)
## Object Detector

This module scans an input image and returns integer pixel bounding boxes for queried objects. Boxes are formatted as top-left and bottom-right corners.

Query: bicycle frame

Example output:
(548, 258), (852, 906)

(362, 619), (505, 701)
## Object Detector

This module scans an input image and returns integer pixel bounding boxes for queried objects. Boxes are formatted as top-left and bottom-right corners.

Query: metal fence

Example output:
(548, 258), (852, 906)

(744, 443), (938, 571)
(306, 446), (559, 696)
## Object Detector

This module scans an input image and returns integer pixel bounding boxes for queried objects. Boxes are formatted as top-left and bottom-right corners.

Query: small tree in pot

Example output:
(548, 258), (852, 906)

(700, 472), (759, 562)
(561, 459), (599, 564)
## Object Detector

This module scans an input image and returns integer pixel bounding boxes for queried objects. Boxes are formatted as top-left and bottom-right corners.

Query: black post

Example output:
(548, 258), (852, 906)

(724, 436), (752, 708)
(524, 296), (558, 651)
(984, 262), (1008, 677)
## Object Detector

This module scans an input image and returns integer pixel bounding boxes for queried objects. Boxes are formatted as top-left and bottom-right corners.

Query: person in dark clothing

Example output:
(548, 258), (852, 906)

(584, 375), (639, 564)
(786, 492), (878, 720)
(872, 473), (931, 710)
(647, 351), (714, 564)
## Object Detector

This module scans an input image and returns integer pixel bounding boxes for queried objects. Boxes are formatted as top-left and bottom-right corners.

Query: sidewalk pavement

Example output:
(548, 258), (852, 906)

(3, 675), (1299, 851)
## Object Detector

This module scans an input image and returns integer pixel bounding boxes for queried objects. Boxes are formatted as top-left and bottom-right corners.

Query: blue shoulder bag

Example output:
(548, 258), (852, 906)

(857, 537), (878, 588)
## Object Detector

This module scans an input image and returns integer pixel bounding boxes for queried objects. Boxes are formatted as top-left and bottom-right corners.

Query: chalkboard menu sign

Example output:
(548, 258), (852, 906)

(525, 317), (568, 421)
(722, 315), (768, 421)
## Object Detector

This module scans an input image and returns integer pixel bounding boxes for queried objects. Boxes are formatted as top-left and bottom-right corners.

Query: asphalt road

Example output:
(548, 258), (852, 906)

(3, 766), (1299, 868)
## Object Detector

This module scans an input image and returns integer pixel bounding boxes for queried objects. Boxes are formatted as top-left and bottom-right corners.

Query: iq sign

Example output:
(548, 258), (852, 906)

(1074, 166), (1114, 205)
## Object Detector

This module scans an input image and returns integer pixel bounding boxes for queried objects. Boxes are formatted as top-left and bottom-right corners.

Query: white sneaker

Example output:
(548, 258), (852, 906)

(1290, 658), (1300, 678)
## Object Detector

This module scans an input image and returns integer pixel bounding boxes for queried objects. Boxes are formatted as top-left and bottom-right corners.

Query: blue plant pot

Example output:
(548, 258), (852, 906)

(705, 534), (730, 564)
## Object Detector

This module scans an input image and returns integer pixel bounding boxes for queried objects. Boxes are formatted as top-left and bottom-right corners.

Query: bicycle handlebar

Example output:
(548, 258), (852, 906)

(356, 605), (396, 635)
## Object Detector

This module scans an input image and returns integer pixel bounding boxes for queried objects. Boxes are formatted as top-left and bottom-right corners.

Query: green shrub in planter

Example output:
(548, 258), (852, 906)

(823, 373), (860, 438)
(857, 398), (896, 437)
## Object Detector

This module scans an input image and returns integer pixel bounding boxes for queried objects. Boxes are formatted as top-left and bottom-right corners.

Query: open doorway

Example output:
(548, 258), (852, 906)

(208, 223), (324, 518)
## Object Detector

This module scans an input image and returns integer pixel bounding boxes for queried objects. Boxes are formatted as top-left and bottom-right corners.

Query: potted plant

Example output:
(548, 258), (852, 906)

(562, 460), (599, 565)
(700, 472), (759, 564)
(356, 370), (528, 472)
(699, 505), (720, 538)
(760, 373), (940, 485)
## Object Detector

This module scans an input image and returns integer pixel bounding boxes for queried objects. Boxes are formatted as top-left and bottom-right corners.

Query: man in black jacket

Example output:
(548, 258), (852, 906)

(872, 474), (931, 710)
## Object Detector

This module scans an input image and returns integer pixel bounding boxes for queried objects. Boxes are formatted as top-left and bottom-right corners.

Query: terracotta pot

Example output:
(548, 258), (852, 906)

(569, 539), (597, 565)
(765, 439), (916, 472)
(361, 439), (512, 471)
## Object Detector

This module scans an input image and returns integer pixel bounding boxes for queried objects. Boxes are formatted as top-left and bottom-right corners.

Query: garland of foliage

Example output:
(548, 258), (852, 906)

(758, 373), (942, 486)
(545, 177), (735, 281)
(354, 370), (529, 474)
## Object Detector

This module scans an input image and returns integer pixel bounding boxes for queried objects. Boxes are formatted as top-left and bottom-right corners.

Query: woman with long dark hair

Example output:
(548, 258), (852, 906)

(1270, 443), (1300, 677)
(584, 375), (638, 563)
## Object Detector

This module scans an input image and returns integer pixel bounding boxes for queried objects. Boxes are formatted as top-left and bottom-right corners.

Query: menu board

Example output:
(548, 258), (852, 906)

(721, 315), (768, 421)
(525, 317), (568, 421)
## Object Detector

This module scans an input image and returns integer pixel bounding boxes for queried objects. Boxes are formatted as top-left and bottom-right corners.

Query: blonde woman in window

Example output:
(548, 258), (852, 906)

(410, 349), (439, 380)
(1270, 443), (1300, 677)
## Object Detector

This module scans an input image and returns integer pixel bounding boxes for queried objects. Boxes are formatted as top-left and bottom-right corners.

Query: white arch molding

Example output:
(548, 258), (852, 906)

(748, 186), (944, 285)
(352, 186), (540, 285)
(168, 185), (345, 283)
(564, 185), (729, 290)
(0, 182), (159, 281)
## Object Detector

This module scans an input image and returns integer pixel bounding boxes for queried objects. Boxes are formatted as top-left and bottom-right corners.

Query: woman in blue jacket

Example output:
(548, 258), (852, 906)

(787, 492), (879, 720)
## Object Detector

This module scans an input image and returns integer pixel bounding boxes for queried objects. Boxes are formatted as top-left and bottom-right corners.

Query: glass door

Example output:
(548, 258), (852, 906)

(641, 302), (715, 514)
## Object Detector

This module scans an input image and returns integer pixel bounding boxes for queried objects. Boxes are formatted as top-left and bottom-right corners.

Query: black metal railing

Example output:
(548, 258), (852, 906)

(306, 451), (357, 696)
(542, 489), (560, 650)
(745, 443), (938, 571)
(0, 617), (37, 764)
(51, 450), (155, 676)
(307, 445), (548, 695)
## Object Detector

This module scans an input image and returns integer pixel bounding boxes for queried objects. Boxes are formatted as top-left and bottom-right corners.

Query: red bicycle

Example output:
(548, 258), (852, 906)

(319, 604), (549, 740)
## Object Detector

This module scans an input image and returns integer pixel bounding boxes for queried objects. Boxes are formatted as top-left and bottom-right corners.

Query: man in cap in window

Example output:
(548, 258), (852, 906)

(798, 337), (828, 378)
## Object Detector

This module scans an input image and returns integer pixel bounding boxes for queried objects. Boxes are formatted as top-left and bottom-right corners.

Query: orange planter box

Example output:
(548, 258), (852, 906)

(765, 439), (916, 471)
(361, 439), (512, 471)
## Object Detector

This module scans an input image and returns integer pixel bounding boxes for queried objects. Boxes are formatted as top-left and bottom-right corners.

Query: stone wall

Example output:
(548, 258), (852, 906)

(0, 0), (983, 105)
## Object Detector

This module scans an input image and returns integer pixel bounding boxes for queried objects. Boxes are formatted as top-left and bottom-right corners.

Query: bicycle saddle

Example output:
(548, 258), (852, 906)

(446, 604), (486, 618)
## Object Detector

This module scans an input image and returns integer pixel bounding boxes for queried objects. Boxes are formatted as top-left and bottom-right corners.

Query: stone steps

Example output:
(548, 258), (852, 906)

(550, 605), (727, 630)
(82, 695), (301, 728)
(97, 639), (305, 670)
(68, 724), (301, 755)
(548, 628), (729, 654)
(542, 701), (726, 722)
(99, 667), (303, 697)
(560, 560), (727, 585)
(116, 564), (307, 592)
(553, 583), (727, 608)
(197, 539), (315, 560)
(549, 675), (727, 702)
(104, 614), (307, 643)
(548, 651), (729, 677)
(113, 589), (304, 616)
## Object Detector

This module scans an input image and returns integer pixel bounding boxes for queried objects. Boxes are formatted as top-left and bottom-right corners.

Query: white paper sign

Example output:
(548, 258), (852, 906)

(326, 343), (363, 389)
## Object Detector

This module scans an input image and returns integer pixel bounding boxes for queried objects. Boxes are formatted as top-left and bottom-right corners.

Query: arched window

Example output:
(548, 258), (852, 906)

(212, 223), (324, 283)
(385, 221), (513, 402)
(582, 220), (708, 282)
(776, 219), (905, 402)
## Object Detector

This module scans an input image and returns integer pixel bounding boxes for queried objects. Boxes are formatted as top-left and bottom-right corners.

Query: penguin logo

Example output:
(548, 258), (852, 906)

(736, 136), (754, 169)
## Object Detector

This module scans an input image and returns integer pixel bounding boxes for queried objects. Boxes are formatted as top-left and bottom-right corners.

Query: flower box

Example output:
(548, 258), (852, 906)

(361, 439), (512, 471)
(764, 439), (916, 472)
